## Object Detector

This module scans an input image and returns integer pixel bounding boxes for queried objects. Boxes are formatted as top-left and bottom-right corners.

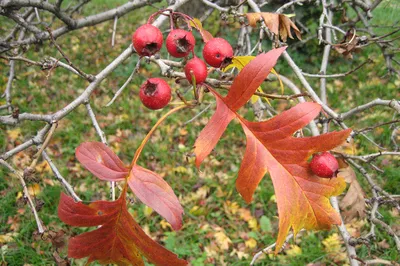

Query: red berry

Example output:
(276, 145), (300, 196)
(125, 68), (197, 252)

(202, 38), (233, 68)
(310, 152), (339, 178)
(132, 24), (163, 57)
(184, 57), (208, 84)
(166, 29), (196, 58)
(139, 78), (171, 110)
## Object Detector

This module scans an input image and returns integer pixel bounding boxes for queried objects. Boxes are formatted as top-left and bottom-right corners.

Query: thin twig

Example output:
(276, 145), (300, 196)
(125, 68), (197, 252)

(29, 123), (58, 169)
(106, 58), (141, 107)
(42, 151), (81, 202)
(302, 59), (372, 78)
(4, 60), (15, 113)
(111, 15), (118, 47)
(47, 28), (94, 82)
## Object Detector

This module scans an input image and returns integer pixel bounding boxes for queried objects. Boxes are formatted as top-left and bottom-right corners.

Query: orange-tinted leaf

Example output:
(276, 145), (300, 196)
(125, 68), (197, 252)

(58, 192), (187, 266)
(189, 18), (213, 42)
(128, 165), (184, 230)
(194, 50), (351, 252)
(246, 12), (301, 42)
(194, 48), (286, 167)
(237, 104), (350, 251)
(76, 142), (128, 181)
(225, 47), (286, 111)
(194, 96), (235, 167)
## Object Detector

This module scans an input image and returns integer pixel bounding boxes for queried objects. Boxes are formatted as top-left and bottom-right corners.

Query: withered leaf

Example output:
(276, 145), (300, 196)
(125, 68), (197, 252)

(337, 159), (366, 222)
(246, 12), (301, 42)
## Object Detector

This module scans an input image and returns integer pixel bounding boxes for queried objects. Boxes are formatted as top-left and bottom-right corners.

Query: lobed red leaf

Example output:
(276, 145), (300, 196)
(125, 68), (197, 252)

(193, 50), (352, 253)
(224, 47), (286, 111)
(58, 192), (187, 266)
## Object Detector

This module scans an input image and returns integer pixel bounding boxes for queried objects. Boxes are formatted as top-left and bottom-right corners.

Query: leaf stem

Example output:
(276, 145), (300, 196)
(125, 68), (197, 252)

(131, 105), (188, 166)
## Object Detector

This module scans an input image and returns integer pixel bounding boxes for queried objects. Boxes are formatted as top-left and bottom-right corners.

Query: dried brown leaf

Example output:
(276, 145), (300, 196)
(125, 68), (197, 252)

(333, 29), (361, 59)
(246, 12), (301, 42)
(337, 159), (366, 222)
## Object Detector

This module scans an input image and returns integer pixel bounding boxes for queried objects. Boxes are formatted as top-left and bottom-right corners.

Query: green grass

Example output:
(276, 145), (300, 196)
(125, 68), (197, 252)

(1, 1), (399, 265)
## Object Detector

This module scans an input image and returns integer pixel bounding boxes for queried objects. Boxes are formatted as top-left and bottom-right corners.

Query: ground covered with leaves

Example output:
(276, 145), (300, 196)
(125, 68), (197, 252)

(0, 1), (399, 265)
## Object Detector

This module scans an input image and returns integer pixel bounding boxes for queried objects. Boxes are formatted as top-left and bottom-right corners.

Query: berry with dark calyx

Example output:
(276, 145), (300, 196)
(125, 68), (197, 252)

(166, 29), (196, 58)
(132, 24), (163, 57)
(310, 152), (339, 178)
(202, 37), (234, 68)
(184, 57), (208, 84)
(139, 78), (171, 110)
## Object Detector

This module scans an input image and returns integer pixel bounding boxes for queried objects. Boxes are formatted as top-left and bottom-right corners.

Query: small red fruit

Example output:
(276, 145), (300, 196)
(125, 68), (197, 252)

(310, 152), (339, 178)
(184, 57), (208, 84)
(202, 37), (234, 68)
(166, 29), (196, 58)
(139, 78), (171, 110)
(132, 24), (163, 56)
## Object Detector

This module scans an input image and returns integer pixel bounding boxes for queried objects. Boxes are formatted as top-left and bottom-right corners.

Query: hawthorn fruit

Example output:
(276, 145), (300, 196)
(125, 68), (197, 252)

(310, 152), (339, 178)
(184, 57), (208, 84)
(139, 78), (171, 110)
(202, 37), (233, 68)
(166, 29), (196, 58)
(132, 24), (163, 56)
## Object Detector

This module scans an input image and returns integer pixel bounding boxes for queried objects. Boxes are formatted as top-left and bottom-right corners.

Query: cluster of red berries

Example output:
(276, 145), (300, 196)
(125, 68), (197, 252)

(132, 21), (233, 110)
(133, 15), (340, 180)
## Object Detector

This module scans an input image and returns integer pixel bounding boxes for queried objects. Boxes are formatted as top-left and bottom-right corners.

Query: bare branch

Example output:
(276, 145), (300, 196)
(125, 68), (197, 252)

(340, 99), (400, 120)
(42, 151), (81, 202)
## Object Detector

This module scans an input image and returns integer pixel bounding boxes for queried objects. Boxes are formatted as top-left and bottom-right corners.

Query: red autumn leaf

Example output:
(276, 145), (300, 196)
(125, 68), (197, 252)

(195, 47), (287, 167)
(76, 142), (129, 181)
(128, 165), (184, 230)
(58, 192), (187, 266)
(75, 141), (184, 231)
(194, 48), (351, 252)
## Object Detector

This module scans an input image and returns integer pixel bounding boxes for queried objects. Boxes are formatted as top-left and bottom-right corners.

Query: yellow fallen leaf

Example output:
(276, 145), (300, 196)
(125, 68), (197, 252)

(248, 217), (258, 231)
(238, 208), (253, 221)
(28, 183), (41, 196)
(286, 245), (302, 257)
(160, 220), (172, 230)
(0, 233), (18, 243)
(143, 206), (153, 217)
(35, 160), (51, 173)
(7, 128), (21, 142)
(224, 201), (239, 215)
(214, 231), (232, 250)
(323, 233), (342, 253)
(245, 238), (257, 249)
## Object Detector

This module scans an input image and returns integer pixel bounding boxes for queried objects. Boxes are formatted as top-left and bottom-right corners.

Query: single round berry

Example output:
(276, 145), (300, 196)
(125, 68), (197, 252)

(202, 37), (234, 68)
(139, 78), (171, 110)
(166, 29), (196, 58)
(184, 57), (208, 84)
(310, 152), (339, 178)
(132, 24), (163, 57)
